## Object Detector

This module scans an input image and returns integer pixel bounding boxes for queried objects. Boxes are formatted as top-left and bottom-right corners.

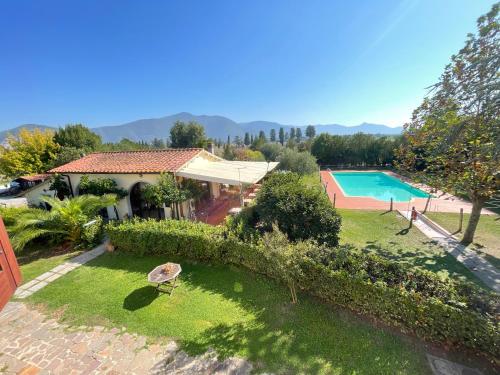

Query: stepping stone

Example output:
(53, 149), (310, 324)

(427, 354), (483, 375)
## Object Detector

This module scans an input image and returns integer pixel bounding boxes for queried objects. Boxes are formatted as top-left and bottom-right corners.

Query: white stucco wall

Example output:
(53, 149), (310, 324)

(63, 152), (218, 219)
(22, 180), (56, 207)
(67, 173), (167, 219)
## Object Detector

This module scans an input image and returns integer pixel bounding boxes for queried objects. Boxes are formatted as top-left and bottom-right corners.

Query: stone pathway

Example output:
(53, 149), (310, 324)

(427, 354), (483, 375)
(399, 210), (500, 292)
(0, 302), (252, 374)
(14, 245), (106, 299)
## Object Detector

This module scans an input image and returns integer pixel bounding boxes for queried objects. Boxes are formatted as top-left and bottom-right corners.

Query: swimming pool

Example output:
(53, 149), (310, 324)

(331, 172), (429, 202)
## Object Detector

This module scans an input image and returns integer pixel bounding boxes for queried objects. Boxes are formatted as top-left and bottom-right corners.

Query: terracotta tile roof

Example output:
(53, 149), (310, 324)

(15, 174), (51, 182)
(49, 149), (203, 174)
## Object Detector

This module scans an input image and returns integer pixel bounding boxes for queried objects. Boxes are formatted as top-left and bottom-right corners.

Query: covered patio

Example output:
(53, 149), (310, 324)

(177, 159), (279, 225)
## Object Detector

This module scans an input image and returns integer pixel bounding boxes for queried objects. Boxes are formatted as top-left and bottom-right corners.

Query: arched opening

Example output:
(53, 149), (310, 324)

(129, 182), (165, 219)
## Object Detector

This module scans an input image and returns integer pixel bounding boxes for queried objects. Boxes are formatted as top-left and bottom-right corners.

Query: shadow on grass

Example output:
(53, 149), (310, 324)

(360, 240), (486, 287)
(396, 228), (410, 235)
(123, 285), (159, 311)
(82, 253), (428, 374)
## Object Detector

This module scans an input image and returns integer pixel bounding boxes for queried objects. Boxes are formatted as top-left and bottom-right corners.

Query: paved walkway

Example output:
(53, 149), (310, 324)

(399, 210), (500, 292)
(14, 245), (106, 299)
(0, 302), (252, 375)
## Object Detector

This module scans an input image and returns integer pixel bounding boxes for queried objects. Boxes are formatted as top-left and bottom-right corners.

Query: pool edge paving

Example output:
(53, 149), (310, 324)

(321, 170), (495, 214)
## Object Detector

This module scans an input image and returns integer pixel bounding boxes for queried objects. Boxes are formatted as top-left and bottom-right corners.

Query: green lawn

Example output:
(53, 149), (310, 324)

(16, 244), (82, 284)
(337, 209), (486, 286)
(425, 212), (500, 268)
(29, 252), (430, 374)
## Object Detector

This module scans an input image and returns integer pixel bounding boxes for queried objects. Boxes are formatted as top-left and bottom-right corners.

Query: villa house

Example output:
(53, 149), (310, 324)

(49, 148), (278, 224)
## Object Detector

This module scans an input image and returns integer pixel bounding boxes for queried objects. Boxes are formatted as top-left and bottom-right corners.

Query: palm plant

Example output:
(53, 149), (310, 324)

(10, 194), (117, 251)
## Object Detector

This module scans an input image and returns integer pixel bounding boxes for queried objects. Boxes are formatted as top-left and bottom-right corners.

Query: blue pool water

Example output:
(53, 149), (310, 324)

(331, 172), (429, 202)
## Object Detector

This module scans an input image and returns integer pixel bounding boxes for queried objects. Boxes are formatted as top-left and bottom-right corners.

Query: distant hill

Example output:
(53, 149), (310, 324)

(0, 124), (56, 141)
(1, 113), (403, 143)
(92, 112), (240, 143)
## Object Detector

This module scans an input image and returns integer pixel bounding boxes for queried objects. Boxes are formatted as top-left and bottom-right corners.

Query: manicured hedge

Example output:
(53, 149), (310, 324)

(106, 218), (499, 357)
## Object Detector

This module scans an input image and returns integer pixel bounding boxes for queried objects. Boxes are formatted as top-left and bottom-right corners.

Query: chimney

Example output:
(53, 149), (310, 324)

(208, 142), (215, 154)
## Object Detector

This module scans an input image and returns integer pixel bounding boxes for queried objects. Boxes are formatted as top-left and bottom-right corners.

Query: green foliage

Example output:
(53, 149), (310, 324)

(151, 137), (166, 149)
(170, 121), (207, 148)
(233, 148), (265, 161)
(244, 132), (251, 145)
(0, 128), (60, 178)
(99, 138), (151, 151)
(311, 133), (400, 166)
(49, 146), (85, 168)
(258, 130), (267, 142)
(255, 172), (341, 247)
(269, 128), (276, 142)
(78, 175), (128, 199)
(181, 179), (204, 200)
(106, 218), (224, 259)
(80, 215), (104, 247)
(49, 174), (71, 199)
(6, 194), (117, 251)
(222, 144), (235, 160)
(305, 125), (316, 139)
(258, 143), (283, 161)
(278, 127), (285, 145)
(397, 4), (499, 244)
(54, 124), (102, 152)
(105, 218), (499, 357)
(277, 148), (318, 175)
(295, 127), (302, 141)
(250, 136), (266, 150)
(261, 226), (307, 303)
(143, 173), (186, 209)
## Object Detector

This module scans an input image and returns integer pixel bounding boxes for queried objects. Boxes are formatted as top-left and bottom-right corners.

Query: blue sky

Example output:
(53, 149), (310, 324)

(0, 0), (495, 129)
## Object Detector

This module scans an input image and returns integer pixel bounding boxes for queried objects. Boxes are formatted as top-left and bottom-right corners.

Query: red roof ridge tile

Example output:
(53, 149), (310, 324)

(48, 148), (204, 174)
(87, 148), (204, 155)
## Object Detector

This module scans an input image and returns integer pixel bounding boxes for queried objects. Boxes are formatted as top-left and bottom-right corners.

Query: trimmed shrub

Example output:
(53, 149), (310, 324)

(105, 218), (225, 260)
(255, 172), (341, 247)
(105, 219), (499, 357)
(278, 148), (318, 175)
(81, 215), (104, 248)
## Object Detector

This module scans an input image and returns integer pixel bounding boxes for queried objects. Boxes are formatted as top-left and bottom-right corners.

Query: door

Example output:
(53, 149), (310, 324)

(0, 217), (21, 310)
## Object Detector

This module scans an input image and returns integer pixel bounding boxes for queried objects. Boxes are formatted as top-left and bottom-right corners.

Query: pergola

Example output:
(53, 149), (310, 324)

(177, 158), (279, 185)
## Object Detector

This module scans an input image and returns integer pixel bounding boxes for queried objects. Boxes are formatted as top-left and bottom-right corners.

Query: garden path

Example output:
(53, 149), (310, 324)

(399, 210), (500, 292)
(0, 302), (252, 374)
(14, 244), (106, 299)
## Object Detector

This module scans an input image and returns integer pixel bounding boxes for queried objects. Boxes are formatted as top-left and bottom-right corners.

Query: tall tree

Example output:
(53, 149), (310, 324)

(49, 147), (85, 169)
(244, 132), (251, 146)
(305, 125), (316, 139)
(258, 130), (267, 141)
(397, 4), (499, 244)
(279, 127), (285, 145)
(54, 124), (102, 152)
(234, 135), (243, 146)
(100, 138), (150, 151)
(0, 128), (60, 177)
(151, 137), (166, 149)
(290, 128), (296, 140)
(270, 129), (276, 142)
(296, 128), (302, 141)
(227, 135), (231, 145)
(170, 121), (207, 148)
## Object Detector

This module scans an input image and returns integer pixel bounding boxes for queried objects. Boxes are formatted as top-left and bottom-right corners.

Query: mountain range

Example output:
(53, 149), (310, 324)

(0, 112), (403, 143)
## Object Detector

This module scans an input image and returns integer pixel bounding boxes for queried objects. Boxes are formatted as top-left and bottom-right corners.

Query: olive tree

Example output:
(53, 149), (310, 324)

(397, 4), (499, 244)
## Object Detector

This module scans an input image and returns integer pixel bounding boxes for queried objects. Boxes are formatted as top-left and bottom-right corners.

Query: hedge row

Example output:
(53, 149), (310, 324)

(106, 218), (499, 357)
